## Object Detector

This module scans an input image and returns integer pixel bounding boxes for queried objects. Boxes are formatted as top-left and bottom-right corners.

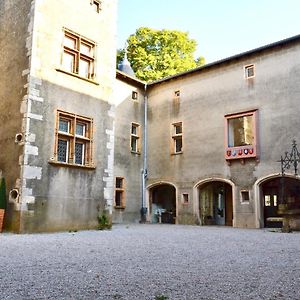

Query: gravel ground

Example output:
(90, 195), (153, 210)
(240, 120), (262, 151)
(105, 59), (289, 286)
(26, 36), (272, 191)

(0, 224), (299, 300)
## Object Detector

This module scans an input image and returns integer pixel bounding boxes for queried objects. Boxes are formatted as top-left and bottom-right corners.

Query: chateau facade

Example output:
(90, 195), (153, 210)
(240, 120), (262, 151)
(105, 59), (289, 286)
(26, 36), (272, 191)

(1, 0), (299, 232)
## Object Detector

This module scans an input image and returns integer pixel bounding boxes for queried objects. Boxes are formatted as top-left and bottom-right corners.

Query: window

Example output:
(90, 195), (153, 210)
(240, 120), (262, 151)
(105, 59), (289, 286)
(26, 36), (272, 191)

(132, 91), (138, 101)
(174, 90), (180, 98)
(182, 193), (189, 204)
(172, 122), (183, 154)
(115, 177), (125, 208)
(225, 110), (257, 160)
(91, 0), (101, 13)
(53, 110), (94, 167)
(241, 190), (250, 202)
(131, 123), (140, 153)
(62, 29), (95, 80)
(244, 64), (255, 79)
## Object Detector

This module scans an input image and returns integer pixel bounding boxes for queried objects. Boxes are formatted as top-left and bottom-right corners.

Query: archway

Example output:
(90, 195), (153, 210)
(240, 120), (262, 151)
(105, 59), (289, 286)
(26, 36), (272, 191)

(198, 181), (233, 226)
(260, 176), (300, 228)
(148, 183), (176, 224)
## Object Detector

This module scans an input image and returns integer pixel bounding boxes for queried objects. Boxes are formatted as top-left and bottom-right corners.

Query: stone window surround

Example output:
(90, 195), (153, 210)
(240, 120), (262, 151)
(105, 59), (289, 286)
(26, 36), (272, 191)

(49, 110), (95, 169)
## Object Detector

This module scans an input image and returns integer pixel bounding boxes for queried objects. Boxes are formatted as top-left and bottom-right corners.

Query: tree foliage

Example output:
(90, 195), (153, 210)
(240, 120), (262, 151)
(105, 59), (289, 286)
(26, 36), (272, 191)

(117, 27), (205, 82)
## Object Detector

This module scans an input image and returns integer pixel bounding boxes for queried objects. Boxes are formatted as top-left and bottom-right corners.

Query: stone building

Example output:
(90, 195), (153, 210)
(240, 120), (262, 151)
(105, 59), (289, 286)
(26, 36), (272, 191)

(115, 35), (300, 230)
(0, 0), (117, 232)
(1, 0), (299, 232)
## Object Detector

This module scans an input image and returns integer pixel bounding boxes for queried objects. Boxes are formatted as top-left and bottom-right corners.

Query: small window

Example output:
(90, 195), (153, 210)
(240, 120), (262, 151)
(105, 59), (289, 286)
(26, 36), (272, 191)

(132, 91), (138, 101)
(131, 123), (141, 153)
(91, 0), (101, 13)
(174, 90), (180, 98)
(241, 190), (250, 202)
(182, 193), (189, 204)
(264, 195), (271, 207)
(244, 64), (255, 79)
(53, 110), (93, 167)
(225, 110), (257, 160)
(172, 122), (183, 154)
(115, 177), (125, 208)
(62, 29), (95, 80)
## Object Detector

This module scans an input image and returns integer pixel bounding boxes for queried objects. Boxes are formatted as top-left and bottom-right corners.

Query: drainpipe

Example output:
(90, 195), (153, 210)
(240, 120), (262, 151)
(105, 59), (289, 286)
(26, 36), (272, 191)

(141, 83), (148, 222)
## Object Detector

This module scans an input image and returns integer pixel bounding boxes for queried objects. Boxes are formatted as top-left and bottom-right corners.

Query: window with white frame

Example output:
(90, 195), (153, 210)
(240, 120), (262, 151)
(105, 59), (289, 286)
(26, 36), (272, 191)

(54, 110), (93, 167)
(172, 122), (183, 154)
(62, 29), (95, 80)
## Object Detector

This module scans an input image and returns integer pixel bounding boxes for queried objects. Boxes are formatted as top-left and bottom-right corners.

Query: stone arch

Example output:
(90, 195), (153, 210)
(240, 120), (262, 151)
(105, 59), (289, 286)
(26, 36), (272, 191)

(146, 181), (177, 224)
(254, 173), (300, 228)
(194, 177), (236, 226)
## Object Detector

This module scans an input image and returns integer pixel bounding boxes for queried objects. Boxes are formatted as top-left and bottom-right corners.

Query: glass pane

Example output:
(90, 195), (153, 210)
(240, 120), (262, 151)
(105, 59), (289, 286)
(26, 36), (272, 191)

(175, 137), (182, 152)
(131, 136), (137, 152)
(246, 66), (254, 78)
(131, 124), (138, 135)
(228, 115), (253, 147)
(59, 119), (69, 133)
(80, 43), (92, 56)
(264, 195), (271, 206)
(75, 143), (84, 165)
(115, 191), (122, 206)
(116, 177), (123, 188)
(79, 59), (90, 78)
(57, 139), (68, 162)
(64, 36), (76, 49)
(273, 195), (277, 207)
(62, 52), (75, 73)
(174, 124), (182, 134)
(76, 123), (85, 136)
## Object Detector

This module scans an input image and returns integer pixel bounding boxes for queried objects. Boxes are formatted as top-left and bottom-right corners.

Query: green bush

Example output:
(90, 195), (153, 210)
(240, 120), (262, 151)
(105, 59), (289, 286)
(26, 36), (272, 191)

(97, 213), (112, 230)
(0, 177), (6, 210)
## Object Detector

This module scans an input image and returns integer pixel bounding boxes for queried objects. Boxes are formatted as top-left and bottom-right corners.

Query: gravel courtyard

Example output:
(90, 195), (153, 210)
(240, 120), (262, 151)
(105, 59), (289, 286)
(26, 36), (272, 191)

(0, 224), (299, 300)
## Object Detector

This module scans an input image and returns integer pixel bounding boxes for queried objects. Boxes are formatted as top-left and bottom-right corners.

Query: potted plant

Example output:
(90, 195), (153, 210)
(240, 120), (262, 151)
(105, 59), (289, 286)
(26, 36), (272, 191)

(0, 177), (6, 233)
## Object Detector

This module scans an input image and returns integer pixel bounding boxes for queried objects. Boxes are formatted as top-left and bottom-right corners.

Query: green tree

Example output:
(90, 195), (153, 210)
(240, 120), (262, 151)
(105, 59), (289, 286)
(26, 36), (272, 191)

(118, 27), (205, 82)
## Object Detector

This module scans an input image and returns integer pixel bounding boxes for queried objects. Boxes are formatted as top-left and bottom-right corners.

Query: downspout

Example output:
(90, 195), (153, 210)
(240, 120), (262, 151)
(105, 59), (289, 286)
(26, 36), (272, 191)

(141, 83), (148, 222)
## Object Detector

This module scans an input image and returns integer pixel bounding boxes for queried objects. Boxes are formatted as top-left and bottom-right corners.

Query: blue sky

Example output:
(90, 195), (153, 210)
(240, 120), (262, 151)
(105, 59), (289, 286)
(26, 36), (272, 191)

(117, 0), (300, 63)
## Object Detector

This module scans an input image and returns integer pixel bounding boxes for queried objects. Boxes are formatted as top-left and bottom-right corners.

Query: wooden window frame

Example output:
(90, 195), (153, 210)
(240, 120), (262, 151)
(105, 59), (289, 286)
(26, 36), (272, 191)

(90, 0), (101, 13)
(130, 122), (141, 154)
(132, 91), (138, 101)
(172, 122), (183, 154)
(244, 64), (255, 79)
(224, 109), (258, 161)
(51, 110), (94, 168)
(61, 29), (96, 80)
(114, 177), (125, 209)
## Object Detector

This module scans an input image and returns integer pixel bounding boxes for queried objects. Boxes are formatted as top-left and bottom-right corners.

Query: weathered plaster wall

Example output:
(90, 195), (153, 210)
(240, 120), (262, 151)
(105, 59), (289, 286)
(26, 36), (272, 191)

(0, 0), (33, 231)
(113, 79), (144, 223)
(147, 42), (300, 228)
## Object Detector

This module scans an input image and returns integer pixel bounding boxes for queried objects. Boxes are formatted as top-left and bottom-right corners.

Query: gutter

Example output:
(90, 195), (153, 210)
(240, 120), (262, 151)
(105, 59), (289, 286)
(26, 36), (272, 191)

(141, 83), (148, 222)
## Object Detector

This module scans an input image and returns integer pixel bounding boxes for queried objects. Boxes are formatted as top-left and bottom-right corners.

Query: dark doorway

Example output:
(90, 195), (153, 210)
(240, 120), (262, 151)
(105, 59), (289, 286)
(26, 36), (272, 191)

(261, 177), (300, 228)
(199, 181), (233, 226)
(150, 184), (176, 224)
